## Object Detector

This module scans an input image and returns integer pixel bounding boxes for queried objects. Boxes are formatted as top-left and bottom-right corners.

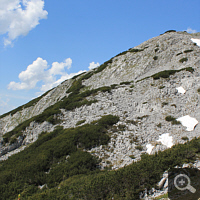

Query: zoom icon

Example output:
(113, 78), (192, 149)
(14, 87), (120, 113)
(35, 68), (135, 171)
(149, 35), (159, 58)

(174, 174), (196, 193)
(168, 168), (200, 200)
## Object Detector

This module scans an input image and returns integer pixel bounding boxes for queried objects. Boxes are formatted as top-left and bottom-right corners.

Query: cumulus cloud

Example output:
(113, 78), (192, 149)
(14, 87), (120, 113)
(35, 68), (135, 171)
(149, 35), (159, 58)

(88, 61), (100, 70)
(8, 57), (86, 92)
(186, 27), (197, 34)
(0, 0), (48, 46)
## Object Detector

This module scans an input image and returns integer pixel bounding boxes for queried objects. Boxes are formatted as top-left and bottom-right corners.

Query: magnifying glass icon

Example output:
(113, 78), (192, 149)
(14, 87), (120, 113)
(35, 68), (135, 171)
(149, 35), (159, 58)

(174, 174), (196, 193)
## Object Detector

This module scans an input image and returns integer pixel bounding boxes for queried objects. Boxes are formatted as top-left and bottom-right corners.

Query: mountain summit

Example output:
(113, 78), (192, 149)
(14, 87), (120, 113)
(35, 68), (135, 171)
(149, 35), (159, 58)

(0, 31), (200, 199)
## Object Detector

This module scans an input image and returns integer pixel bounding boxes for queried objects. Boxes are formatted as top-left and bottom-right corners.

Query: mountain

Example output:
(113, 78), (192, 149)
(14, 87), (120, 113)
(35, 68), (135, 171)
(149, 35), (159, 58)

(0, 30), (200, 199)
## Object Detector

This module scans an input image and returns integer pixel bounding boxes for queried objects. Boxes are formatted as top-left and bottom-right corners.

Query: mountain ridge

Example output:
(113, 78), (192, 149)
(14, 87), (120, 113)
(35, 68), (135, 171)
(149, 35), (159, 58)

(0, 30), (200, 199)
(1, 31), (200, 135)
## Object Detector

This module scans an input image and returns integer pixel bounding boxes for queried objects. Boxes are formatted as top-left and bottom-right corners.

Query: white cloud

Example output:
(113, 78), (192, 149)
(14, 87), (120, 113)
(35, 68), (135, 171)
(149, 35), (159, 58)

(8, 57), (86, 92)
(0, 0), (48, 46)
(186, 27), (197, 34)
(88, 62), (100, 70)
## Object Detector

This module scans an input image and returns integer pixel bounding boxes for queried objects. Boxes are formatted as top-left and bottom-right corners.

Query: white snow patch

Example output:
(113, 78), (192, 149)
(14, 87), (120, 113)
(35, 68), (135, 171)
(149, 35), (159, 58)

(157, 133), (173, 148)
(191, 38), (200, 47)
(146, 144), (154, 154)
(176, 86), (186, 94)
(177, 115), (198, 131)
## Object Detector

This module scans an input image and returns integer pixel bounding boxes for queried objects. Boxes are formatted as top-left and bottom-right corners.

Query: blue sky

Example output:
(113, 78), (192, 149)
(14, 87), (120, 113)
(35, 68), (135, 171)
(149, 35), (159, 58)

(0, 0), (199, 115)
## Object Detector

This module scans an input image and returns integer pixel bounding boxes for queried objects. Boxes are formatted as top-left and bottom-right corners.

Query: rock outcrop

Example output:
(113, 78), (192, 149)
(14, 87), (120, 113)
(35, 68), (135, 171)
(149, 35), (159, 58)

(0, 31), (200, 169)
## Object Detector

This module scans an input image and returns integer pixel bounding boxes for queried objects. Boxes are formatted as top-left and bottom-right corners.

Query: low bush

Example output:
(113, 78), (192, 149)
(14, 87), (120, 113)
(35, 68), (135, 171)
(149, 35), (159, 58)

(129, 48), (145, 53)
(157, 123), (162, 128)
(176, 52), (183, 56)
(76, 119), (86, 126)
(153, 56), (158, 60)
(179, 57), (188, 63)
(182, 136), (189, 141)
(72, 72), (86, 79)
(120, 81), (131, 85)
(184, 50), (193, 53)
(159, 86), (165, 89)
(135, 145), (143, 151)
(165, 115), (176, 121)
(111, 84), (118, 89)
(171, 104), (177, 108)
(137, 115), (149, 120)
(94, 59), (113, 74)
(162, 102), (168, 107)
(165, 115), (181, 125)
(152, 67), (194, 80)
(164, 30), (176, 34)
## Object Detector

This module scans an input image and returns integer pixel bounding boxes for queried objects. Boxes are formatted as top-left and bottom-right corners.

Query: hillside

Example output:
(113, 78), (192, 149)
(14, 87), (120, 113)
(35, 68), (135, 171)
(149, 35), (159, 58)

(0, 30), (200, 199)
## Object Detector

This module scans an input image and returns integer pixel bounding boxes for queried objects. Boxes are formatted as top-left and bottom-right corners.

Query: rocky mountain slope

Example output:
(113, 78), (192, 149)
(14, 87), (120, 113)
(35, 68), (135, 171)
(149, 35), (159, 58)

(0, 30), (200, 199)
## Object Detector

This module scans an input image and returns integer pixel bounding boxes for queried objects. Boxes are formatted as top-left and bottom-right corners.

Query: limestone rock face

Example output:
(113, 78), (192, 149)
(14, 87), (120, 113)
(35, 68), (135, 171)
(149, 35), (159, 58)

(0, 79), (73, 135)
(0, 31), (200, 169)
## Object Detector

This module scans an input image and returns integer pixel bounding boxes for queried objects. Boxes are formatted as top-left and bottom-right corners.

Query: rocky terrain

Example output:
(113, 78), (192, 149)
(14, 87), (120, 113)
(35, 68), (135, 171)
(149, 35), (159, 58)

(0, 31), (200, 199)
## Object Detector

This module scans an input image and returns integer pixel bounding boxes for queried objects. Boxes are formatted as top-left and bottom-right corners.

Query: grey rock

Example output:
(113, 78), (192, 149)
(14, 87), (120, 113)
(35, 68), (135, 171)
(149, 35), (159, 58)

(0, 31), (200, 169)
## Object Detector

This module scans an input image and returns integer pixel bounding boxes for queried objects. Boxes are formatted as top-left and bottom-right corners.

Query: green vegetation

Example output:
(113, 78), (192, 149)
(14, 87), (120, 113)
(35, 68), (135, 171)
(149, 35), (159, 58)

(171, 104), (177, 108)
(1, 134), (200, 199)
(176, 52), (183, 56)
(118, 124), (126, 131)
(111, 84), (118, 89)
(197, 88), (200, 93)
(154, 193), (168, 199)
(0, 89), (52, 119)
(129, 155), (135, 159)
(3, 81), (116, 143)
(135, 145), (143, 151)
(129, 48), (145, 53)
(126, 119), (138, 126)
(184, 49), (193, 53)
(159, 85), (165, 89)
(155, 48), (159, 52)
(179, 57), (188, 63)
(164, 30), (176, 34)
(165, 115), (181, 125)
(94, 59), (113, 74)
(152, 67), (193, 80)
(165, 115), (176, 122)
(161, 102), (168, 107)
(115, 47), (146, 57)
(137, 67), (194, 82)
(182, 136), (189, 141)
(120, 81), (131, 85)
(71, 71), (86, 79)
(137, 115), (149, 120)
(76, 119), (86, 126)
(153, 56), (158, 60)
(80, 71), (94, 80)
(130, 84), (134, 88)
(0, 115), (119, 199)
(157, 123), (162, 128)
